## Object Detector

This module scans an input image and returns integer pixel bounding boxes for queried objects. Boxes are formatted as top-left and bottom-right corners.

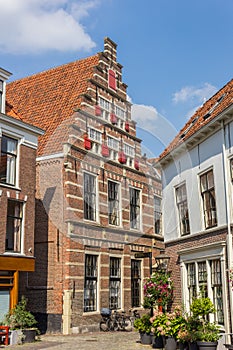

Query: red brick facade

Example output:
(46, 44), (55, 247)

(6, 38), (163, 333)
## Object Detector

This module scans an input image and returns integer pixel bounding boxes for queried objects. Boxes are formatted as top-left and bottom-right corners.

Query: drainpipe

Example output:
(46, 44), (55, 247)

(221, 120), (233, 334)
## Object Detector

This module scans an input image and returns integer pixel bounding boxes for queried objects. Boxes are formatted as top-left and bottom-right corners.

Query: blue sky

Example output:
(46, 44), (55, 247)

(1, 0), (232, 157)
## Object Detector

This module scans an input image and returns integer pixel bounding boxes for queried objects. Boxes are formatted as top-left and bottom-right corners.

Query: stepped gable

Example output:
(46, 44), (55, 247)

(159, 79), (233, 160)
(6, 54), (100, 156)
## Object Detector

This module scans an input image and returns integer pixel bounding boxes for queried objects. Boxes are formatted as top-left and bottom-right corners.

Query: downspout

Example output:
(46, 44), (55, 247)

(221, 120), (233, 333)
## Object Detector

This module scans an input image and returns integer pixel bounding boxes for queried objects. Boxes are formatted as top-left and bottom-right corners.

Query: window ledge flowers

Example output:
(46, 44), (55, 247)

(143, 271), (174, 310)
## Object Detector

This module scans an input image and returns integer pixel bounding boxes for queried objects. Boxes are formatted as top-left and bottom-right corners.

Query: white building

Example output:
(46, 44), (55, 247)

(158, 79), (233, 335)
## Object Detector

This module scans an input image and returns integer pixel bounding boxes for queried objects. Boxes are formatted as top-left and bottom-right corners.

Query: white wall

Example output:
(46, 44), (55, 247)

(162, 124), (233, 242)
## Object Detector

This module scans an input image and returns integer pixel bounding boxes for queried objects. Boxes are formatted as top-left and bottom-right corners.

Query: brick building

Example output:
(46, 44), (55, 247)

(6, 38), (163, 333)
(157, 79), (233, 335)
(0, 67), (44, 321)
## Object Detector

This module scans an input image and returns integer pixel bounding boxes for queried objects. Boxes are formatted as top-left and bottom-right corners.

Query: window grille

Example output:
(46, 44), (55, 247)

(84, 255), (98, 312)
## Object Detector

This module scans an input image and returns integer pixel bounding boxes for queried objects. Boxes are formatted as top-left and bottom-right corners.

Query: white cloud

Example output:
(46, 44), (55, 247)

(131, 103), (177, 152)
(172, 83), (217, 104)
(0, 0), (98, 54)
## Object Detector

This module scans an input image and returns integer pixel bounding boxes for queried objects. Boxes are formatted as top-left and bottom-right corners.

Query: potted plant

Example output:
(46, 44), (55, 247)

(188, 295), (221, 350)
(3, 296), (38, 345)
(134, 313), (152, 344)
(150, 306), (187, 350)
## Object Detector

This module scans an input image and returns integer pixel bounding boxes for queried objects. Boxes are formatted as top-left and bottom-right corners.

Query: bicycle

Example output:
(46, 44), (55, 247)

(112, 310), (132, 331)
(99, 308), (112, 332)
(129, 308), (141, 326)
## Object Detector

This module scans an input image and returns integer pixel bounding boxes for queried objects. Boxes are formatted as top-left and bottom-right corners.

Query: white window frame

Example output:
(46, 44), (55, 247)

(99, 96), (111, 121)
(109, 256), (122, 309)
(115, 105), (126, 120)
(0, 134), (18, 187)
(129, 187), (141, 230)
(5, 199), (25, 254)
(108, 180), (121, 226)
(83, 172), (98, 222)
(175, 183), (190, 236)
(179, 242), (228, 327)
(199, 168), (217, 229)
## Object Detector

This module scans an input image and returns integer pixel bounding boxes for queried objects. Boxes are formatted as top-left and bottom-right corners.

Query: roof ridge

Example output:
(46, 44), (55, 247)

(8, 53), (100, 84)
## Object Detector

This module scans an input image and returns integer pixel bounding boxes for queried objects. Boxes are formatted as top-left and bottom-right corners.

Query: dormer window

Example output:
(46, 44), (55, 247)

(108, 69), (116, 90)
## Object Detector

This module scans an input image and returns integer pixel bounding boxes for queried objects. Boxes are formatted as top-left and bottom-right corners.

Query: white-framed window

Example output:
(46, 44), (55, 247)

(6, 199), (23, 253)
(0, 135), (17, 186)
(115, 105), (125, 120)
(107, 136), (120, 151)
(99, 97), (110, 121)
(176, 184), (190, 235)
(88, 128), (102, 143)
(131, 259), (141, 307)
(84, 254), (98, 312)
(130, 187), (141, 230)
(108, 181), (120, 226)
(123, 143), (135, 158)
(185, 259), (224, 325)
(154, 195), (162, 235)
(109, 257), (121, 309)
(84, 173), (96, 221)
(200, 169), (217, 229)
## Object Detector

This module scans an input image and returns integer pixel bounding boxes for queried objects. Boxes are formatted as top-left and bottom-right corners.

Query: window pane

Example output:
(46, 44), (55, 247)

(84, 173), (96, 221)
(176, 184), (190, 235)
(84, 255), (97, 312)
(6, 200), (23, 252)
(154, 196), (162, 234)
(108, 181), (119, 226)
(200, 170), (217, 229)
(0, 136), (17, 185)
(131, 260), (141, 307)
(109, 258), (121, 309)
(130, 188), (140, 229)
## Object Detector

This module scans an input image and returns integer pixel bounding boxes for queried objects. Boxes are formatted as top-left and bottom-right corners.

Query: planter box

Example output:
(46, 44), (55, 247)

(10, 329), (37, 345)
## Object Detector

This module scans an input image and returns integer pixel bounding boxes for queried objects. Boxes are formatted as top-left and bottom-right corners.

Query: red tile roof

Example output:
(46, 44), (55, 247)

(6, 54), (99, 156)
(159, 79), (233, 161)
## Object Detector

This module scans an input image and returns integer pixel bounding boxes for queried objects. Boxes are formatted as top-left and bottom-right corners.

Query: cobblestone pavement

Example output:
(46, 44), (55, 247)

(1, 331), (154, 350)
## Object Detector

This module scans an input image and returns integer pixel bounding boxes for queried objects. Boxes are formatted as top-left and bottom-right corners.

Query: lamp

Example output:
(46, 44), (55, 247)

(152, 249), (170, 272)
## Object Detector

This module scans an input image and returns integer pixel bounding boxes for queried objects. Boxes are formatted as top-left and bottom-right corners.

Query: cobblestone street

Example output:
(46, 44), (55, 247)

(2, 331), (154, 350)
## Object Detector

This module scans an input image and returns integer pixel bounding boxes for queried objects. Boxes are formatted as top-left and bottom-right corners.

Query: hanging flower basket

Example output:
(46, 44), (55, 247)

(118, 151), (126, 164)
(125, 121), (130, 132)
(84, 134), (92, 150)
(95, 105), (101, 116)
(101, 144), (109, 157)
(110, 113), (118, 124)
(134, 158), (139, 170)
(143, 272), (174, 309)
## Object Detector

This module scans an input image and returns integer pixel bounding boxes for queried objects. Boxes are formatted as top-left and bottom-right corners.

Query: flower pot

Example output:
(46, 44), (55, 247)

(188, 342), (198, 350)
(197, 341), (218, 350)
(9, 329), (37, 345)
(165, 336), (177, 350)
(140, 332), (152, 345)
(152, 335), (164, 348)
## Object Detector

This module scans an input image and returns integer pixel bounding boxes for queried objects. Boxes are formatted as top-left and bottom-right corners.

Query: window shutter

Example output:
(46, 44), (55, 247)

(108, 69), (116, 90)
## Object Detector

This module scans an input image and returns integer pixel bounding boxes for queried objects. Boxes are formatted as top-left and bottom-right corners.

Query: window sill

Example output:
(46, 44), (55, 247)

(0, 183), (21, 191)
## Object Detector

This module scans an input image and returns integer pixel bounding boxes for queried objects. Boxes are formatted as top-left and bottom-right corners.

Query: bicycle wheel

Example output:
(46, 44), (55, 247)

(107, 318), (119, 331)
(99, 320), (109, 332)
(123, 317), (132, 331)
